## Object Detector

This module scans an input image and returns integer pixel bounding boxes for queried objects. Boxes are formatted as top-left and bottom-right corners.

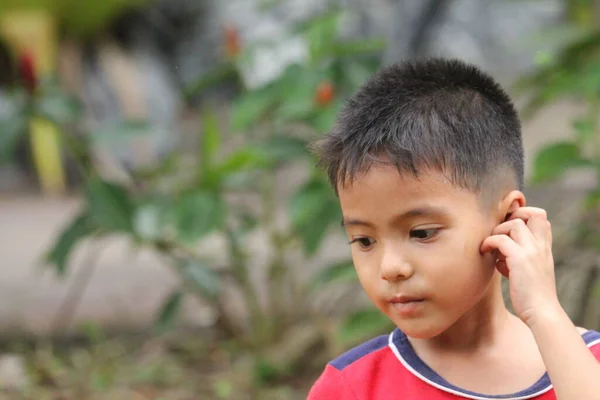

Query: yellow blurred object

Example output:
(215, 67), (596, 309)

(29, 118), (65, 194)
(0, 10), (66, 195)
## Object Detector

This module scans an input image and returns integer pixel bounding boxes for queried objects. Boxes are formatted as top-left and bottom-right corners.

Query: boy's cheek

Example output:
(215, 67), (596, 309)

(456, 227), (487, 257)
(457, 232), (498, 273)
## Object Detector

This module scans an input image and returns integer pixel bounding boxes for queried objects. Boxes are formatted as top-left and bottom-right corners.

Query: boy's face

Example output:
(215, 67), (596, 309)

(339, 165), (501, 339)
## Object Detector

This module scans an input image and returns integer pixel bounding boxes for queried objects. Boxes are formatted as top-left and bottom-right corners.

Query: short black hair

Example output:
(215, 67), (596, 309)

(314, 58), (524, 199)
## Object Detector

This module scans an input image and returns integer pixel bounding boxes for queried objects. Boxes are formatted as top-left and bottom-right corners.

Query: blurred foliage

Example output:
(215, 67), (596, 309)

(0, 0), (151, 37)
(0, 7), (392, 394)
(568, 0), (599, 27)
(191, 9), (394, 354)
(0, 76), (83, 165)
(517, 0), (600, 247)
(13, 323), (313, 399)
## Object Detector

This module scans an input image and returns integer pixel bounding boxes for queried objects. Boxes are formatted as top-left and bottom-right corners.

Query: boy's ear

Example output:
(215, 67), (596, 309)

(499, 190), (525, 222)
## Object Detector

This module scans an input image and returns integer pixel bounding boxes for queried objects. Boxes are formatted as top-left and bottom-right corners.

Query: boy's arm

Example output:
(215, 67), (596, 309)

(307, 365), (357, 400)
(480, 206), (600, 399)
(527, 307), (600, 400)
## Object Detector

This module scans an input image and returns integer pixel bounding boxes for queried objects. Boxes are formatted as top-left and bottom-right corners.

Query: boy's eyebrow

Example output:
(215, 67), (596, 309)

(341, 218), (374, 228)
(341, 206), (451, 228)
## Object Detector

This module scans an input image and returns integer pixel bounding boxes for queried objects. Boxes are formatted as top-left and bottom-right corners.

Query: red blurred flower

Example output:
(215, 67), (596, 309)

(315, 81), (334, 106)
(18, 51), (37, 95)
(224, 26), (241, 58)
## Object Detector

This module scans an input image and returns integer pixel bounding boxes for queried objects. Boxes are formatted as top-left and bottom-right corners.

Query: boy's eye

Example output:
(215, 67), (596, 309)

(349, 237), (375, 249)
(410, 228), (438, 240)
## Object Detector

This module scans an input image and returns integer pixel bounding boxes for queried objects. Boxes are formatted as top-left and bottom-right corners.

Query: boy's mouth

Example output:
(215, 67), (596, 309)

(389, 295), (424, 304)
(389, 295), (425, 315)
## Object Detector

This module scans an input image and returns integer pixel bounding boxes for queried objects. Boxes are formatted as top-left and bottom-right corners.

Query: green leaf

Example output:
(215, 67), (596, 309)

(174, 190), (225, 243)
(220, 170), (260, 191)
(290, 178), (341, 254)
(48, 0), (151, 36)
(231, 86), (276, 131)
(294, 9), (340, 35)
(572, 116), (596, 144)
(0, 116), (26, 164)
(290, 179), (334, 229)
(217, 148), (272, 175)
(35, 91), (83, 125)
(331, 39), (386, 57)
(301, 211), (337, 254)
(46, 210), (97, 275)
(133, 203), (165, 241)
(201, 107), (221, 173)
(344, 60), (377, 88)
(184, 62), (238, 99)
(90, 120), (154, 146)
(155, 290), (183, 334)
(299, 10), (342, 62)
(253, 359), (281, 385)
(274, 68), (325, 123)
(178, 259), (221, 299)
(278, 102), (315, 123)
(515, 31), (600, 115)
(275, 93), (314, 122)
(84, 179), (134, 232)
(311, 101), (342, 134)
(531, 141), (592, 183)
(339, 309), (394, 345)
(310, 260), (356, 290)
(134, 151), (179, 181)
(255, 136), (310, 162)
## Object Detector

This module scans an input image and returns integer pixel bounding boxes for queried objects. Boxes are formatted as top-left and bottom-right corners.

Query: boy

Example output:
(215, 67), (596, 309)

(307, 58), (600, 399)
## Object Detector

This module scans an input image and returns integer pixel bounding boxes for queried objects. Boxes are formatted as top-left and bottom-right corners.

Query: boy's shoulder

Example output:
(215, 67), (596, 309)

(307, 328), (600, 399)
(329, 332), (391, 371)
(307, 329), (425, 399)
(307, 332), (402, 400)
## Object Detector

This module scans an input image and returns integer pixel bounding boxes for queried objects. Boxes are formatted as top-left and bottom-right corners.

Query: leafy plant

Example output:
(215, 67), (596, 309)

(1, 7), (394, 388)
(208, 9), (393, 348)
(516, 4), (600, 247)
(185, 8), (392, 352)
(0, 77), (82, 164)
(180, 7), (391, 351)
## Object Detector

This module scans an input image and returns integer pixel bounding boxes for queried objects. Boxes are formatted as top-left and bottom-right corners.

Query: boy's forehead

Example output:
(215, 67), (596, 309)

(338, 169), (488, 229)
(338, 165), (458, 197)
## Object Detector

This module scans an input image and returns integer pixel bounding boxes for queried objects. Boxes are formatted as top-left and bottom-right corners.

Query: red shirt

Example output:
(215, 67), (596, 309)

(307, 328), (600, 399)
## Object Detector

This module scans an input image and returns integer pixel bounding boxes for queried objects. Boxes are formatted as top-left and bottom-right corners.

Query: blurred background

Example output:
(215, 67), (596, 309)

(0, 0), (599, 398)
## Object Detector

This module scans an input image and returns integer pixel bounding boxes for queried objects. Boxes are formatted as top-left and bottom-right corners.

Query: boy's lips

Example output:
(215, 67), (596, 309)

(388, 295), (426, 316)
(389, 295), (425, 304)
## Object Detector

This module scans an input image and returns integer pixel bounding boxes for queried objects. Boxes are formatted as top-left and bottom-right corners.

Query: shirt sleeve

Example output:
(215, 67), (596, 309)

(307, 364), (357, 400)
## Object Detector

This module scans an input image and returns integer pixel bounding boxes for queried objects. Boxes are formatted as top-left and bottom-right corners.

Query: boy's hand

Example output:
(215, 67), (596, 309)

(480, 207), (561, 326)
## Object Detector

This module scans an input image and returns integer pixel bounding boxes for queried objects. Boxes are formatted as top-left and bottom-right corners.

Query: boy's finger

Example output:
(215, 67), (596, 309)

(527, 216), (552, 245)
(480, 234), (521, 256)
(496, 259), (510, 278)
(491, 219), (534, 244)
(508, 207), (547, 223)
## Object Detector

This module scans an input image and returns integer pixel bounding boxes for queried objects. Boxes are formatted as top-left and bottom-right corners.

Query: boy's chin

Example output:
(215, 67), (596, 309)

(396, 320), (452, 340)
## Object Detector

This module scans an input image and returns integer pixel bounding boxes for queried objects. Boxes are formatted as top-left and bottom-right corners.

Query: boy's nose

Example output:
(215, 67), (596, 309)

(380, 249), (415, 281)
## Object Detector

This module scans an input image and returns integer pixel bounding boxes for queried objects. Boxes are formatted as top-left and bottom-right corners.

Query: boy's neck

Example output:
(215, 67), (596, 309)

(410, 274), (515, 353)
